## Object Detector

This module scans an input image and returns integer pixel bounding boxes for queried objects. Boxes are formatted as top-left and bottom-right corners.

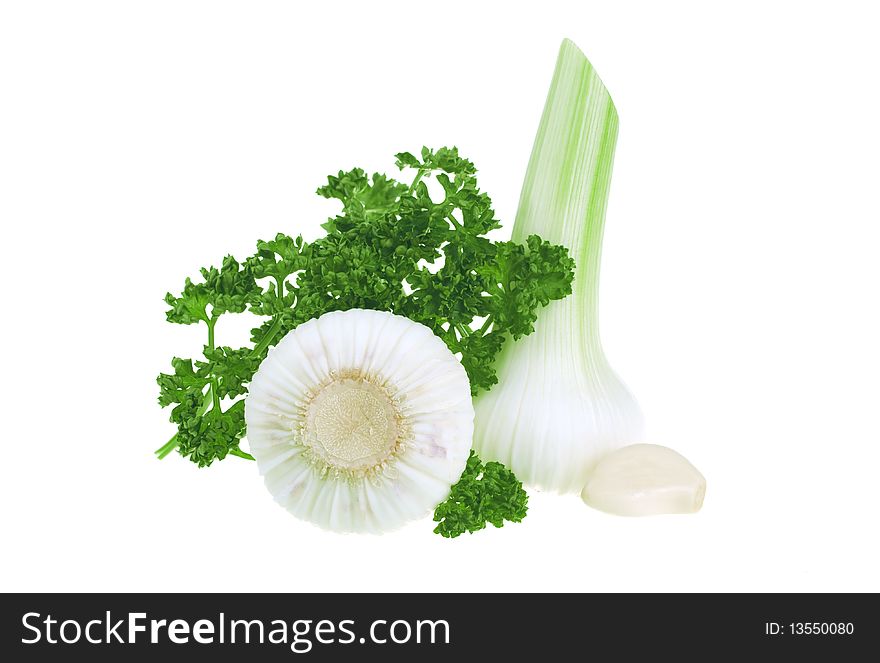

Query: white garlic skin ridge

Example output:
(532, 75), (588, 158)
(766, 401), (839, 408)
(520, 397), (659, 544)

(581, 444), (706, 516)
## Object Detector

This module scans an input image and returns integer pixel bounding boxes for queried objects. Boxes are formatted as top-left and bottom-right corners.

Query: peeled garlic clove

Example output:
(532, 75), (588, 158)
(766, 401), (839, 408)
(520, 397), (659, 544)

(581, 444), (706, 516)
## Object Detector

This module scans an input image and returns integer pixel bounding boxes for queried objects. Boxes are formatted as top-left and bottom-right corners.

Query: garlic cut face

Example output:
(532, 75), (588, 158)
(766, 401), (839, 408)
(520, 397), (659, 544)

(245, 309), (473, 534)
(581, 444), (706, 516)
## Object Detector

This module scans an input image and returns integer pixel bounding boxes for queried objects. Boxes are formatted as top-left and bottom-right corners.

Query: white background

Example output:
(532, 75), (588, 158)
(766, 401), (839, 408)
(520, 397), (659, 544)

(2, 0), (878, 593)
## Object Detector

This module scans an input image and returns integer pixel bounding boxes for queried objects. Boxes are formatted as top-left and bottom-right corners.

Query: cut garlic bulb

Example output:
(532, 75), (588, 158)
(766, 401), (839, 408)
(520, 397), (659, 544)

(245, 309), (473, 534)
(581, 444), (706, 516)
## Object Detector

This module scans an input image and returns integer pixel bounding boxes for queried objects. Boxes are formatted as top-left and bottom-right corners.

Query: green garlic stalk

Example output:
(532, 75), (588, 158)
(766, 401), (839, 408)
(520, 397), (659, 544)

(473, 39), (644, 493)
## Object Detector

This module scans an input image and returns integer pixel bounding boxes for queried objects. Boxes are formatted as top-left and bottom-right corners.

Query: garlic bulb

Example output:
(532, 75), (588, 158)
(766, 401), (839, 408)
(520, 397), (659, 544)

(473, 39), (643, 493)
(581, 444), (706, 516)
(245, 309), (473, 533)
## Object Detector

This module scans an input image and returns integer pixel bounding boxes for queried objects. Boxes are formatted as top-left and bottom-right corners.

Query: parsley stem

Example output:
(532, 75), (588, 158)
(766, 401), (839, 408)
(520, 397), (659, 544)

(206, 316), (222, 413)
(211, 382), (221, 413)
(477, 314), (493, 335)
(253, 316), (283, 356)
(229, 448), (255, 461)
(407, 168), (426, 194)
(225, 401), (255, 461)
(207, 315), (217, 351)
(154, 435), (179, 459)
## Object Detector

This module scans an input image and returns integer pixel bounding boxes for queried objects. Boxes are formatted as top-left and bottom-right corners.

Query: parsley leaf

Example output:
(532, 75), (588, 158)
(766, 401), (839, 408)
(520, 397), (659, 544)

(198, 347), (262, 400)
(175, 401), (248, 468)
(433, 451), (529, 538)
(164, 255), (258, 324)
(318, 169), (409, 228)
(246, 233), (308, 316)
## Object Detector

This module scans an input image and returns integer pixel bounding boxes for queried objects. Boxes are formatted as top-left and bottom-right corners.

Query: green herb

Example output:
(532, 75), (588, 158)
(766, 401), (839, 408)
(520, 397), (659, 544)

(157, 147), (575, 532)
(433, 451), (529, 538)
(156, 256), (264, 466)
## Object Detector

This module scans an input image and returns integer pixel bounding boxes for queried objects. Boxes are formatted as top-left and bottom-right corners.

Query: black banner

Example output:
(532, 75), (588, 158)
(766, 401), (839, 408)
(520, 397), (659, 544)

(0, 593), (873, 660)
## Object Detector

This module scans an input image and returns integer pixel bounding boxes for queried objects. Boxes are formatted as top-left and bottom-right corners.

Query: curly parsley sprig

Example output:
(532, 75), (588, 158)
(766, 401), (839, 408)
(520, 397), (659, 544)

(157, 147), (575, 532)
(433, 451), (529, 538)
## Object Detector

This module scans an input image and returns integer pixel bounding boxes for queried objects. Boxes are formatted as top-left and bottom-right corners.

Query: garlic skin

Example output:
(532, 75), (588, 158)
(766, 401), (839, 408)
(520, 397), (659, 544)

(245, 309), (473, 534)
(473, 338), (643, 493)
(581, 444), (706, 516)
